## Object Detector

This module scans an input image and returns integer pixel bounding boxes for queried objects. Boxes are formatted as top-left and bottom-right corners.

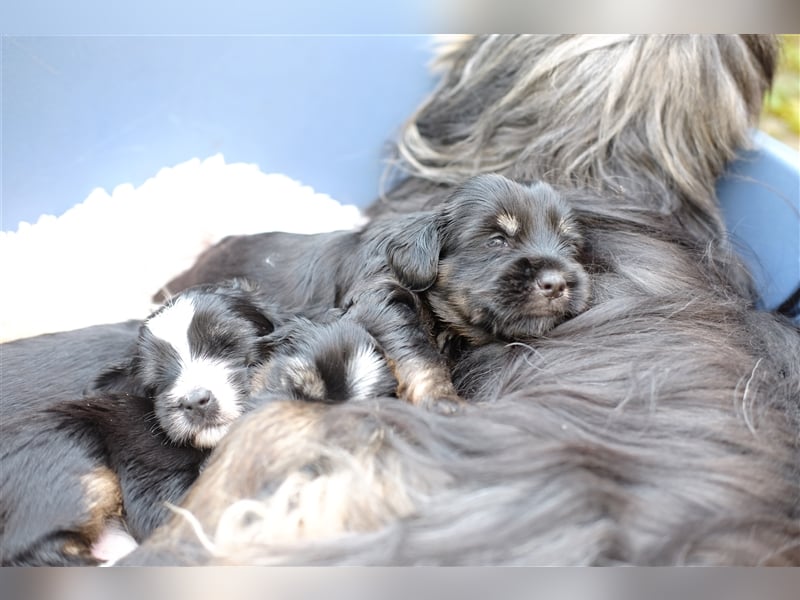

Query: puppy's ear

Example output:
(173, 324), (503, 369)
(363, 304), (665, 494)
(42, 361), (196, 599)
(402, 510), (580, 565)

(386, 213), (441, 292)
(85, 361), (136, 396)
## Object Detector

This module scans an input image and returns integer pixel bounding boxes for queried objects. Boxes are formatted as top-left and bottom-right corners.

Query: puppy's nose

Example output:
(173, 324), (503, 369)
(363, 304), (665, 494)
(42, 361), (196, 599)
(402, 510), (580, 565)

(535, 270), (567, 299)
(180, 388), (217, 415)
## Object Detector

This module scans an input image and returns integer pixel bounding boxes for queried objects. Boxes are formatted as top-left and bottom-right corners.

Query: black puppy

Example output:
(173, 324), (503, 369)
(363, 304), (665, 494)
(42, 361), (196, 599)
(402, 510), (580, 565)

(157, 173), (591, 407)
(0, 321), (140, 565)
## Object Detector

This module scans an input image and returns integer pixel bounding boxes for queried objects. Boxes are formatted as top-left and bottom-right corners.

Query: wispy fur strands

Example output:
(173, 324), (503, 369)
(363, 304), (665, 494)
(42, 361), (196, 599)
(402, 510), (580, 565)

(122, 34), (800, 566)
(374, 35), (778, 245)
(124, 200), (800, 567)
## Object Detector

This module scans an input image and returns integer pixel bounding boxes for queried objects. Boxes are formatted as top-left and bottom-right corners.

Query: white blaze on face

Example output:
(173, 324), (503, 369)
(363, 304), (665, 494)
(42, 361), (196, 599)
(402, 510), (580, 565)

(146, 295), (196, 365)
(169, 355), (243, 418)
(145, 295), (243, 448)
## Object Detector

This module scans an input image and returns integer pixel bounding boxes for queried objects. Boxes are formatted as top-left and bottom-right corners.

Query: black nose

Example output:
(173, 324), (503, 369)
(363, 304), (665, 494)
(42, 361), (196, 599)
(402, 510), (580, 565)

(535, 270), (567, 299)
(180, 388), (217, 415)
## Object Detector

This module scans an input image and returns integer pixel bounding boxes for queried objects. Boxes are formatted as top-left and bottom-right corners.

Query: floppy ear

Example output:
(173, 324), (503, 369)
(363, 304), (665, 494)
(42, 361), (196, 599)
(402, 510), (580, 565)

(386, 213), (441, 292)
(85, 361), (138, 396)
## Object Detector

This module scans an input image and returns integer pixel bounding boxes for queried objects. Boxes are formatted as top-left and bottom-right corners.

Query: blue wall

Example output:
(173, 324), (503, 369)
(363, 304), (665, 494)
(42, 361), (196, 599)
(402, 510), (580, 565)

(2, 35), (436, 229)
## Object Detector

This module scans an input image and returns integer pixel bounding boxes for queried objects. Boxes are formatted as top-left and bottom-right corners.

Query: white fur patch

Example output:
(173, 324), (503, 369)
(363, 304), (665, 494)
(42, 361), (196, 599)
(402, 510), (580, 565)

(168, 356), (242, 422)
(94, 522), (139, 566)
(146, 295), (196, 364)
(346, 346), (388, 401)
(192, 424), (233, 449)
(283, 356), (326, 401)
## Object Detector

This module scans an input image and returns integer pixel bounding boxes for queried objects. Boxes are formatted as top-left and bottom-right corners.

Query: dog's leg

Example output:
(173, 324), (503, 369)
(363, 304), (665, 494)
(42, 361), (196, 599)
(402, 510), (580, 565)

(346, 282), (463, 414)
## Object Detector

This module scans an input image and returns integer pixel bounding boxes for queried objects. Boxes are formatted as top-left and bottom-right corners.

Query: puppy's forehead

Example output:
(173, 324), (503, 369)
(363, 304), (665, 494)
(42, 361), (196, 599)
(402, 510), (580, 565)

(478, 181), (572, 235)
(523, 182), (573, 226)
(146, 292), (243, 355)
(146, 294), (196, 351)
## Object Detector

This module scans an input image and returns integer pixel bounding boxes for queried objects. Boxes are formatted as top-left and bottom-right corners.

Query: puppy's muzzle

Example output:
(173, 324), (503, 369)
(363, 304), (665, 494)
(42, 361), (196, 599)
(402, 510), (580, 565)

(179, 388), (219, 423)
(534, 270), (567, 299)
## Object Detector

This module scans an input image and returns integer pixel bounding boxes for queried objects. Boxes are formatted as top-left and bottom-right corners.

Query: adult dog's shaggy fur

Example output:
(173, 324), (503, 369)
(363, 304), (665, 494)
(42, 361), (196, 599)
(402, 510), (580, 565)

(374, 35), (776, 245)
(119, 34), (800, 566)
(156, 174), (590, 409)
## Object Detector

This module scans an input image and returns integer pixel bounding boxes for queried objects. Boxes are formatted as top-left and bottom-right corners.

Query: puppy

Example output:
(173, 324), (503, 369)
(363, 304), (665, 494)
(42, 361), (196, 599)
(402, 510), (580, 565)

(62, 303), (398, 552)
(0, 281), (286, 565)
(156, 174), (591, 409)
(65, 280), (288, 542)
(94, 279), (285, 449)
(0, 321), (140, 565)
(253, 308), (397, 405)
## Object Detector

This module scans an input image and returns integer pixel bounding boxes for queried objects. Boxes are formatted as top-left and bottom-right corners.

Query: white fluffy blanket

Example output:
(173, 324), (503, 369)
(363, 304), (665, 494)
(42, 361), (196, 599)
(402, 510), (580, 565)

(0, 155), (366, 342)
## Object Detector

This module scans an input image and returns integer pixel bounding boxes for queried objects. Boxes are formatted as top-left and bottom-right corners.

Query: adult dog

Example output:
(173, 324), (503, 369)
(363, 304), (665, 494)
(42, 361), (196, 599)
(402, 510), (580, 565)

(47, 35), (800, 565)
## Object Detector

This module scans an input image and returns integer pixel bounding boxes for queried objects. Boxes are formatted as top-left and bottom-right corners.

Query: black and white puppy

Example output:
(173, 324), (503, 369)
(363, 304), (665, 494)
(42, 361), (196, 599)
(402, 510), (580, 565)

(157, 174), (591, 407)
(254, 307), (397, 405)
(95, 279), (285, 449)
(66, 283), (395, 554)
(0, 281), (285, 565)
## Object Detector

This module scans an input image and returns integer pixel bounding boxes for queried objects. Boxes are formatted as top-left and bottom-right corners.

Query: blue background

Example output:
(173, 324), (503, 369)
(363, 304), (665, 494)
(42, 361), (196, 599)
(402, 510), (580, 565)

(1, 12), (797, 313)
(2, 35), (436, 229)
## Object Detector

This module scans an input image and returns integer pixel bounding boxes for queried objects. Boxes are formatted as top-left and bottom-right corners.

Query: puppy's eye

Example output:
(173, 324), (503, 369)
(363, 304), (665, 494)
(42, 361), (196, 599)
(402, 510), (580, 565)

(486, 236), (509, 248)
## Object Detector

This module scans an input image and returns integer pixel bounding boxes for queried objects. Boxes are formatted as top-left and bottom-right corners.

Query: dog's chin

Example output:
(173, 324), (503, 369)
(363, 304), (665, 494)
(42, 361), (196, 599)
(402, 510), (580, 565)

(495, 312), (562, 341)
(191, 424), (232, 449)
(478, 292), (585, 340)
(523, 295), (574, 319)
(159, 413), (236, 449)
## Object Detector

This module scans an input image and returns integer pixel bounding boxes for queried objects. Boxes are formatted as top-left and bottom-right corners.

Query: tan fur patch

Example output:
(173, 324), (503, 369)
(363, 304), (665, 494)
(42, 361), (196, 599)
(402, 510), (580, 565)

(80, 466), (124, 538)
(497, 212), (519, 237)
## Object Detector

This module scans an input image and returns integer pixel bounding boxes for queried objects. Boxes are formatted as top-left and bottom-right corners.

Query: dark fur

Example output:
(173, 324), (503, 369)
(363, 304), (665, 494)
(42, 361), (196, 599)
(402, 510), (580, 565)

(50, 395), (208, 545)
(254, 308), (397, 404)
(157, 174), (590, 409)
(121, 34), (800, 566)
(0, 283), (402, 565)
(0, 321), (139, 565)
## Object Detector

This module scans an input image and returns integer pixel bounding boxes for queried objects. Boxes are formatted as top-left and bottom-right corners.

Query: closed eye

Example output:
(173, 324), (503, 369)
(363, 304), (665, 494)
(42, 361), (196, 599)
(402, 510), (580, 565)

(486, 235), (509, 248)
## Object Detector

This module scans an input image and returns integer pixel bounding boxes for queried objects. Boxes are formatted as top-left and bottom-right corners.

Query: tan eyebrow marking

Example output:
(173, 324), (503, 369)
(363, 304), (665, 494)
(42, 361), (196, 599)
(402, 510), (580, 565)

(496, 213), (519, 237)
